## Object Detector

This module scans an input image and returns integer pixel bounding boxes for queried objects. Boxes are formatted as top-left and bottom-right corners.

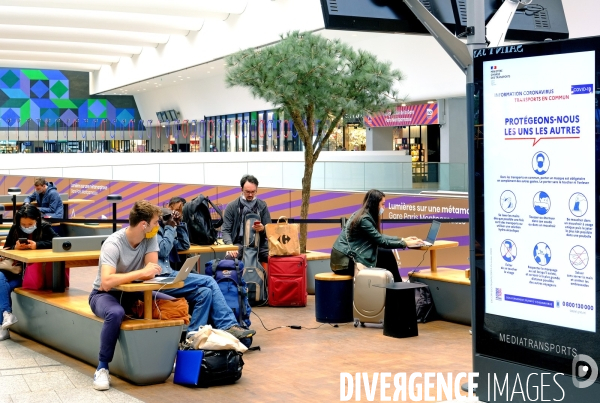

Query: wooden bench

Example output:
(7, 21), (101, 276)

(11, 287), (184, 385)
(409, 267), (471, 325)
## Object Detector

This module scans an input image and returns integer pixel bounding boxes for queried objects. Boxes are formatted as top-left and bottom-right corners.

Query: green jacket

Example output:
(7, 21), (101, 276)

(332, 212), (407, 268)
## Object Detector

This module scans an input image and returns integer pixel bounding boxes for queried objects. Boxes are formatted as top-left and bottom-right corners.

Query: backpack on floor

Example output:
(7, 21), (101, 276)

(182, 194), (223, 245)
(205, 258), (252, 328)
(413, 281), (437, 323)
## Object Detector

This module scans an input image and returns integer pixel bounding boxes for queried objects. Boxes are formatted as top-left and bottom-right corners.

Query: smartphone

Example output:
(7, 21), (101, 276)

(18, 238), (28, 244)
(254, 220), (261, 226)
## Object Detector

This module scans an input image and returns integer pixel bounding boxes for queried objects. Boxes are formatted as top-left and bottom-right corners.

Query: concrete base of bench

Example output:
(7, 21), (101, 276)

(10, 288), (184, 385)
(409, 268), (471, 326)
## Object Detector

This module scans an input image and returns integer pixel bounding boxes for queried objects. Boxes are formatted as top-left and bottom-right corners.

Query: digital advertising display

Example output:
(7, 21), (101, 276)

(473, 36), (600, 395)
(483, 51), (596, 332)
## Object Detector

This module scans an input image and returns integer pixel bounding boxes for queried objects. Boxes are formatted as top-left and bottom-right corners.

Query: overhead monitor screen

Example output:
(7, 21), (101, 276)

(473, 36), (600, 376)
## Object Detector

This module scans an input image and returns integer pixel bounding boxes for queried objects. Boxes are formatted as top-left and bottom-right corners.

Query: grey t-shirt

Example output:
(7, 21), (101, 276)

(92, 228), (159, 290)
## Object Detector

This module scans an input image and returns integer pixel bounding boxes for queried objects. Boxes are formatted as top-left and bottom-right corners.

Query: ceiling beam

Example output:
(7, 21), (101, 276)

(0, 6), (204, 35)
(0, 59), (100, 72)
(0, 0), (247, 19)
(0, 50), (119, 65)
(0, 39), (141, 57)
(0, 25), (168, 47)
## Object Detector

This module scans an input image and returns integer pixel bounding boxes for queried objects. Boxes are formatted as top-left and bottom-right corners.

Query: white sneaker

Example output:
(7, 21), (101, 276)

(93, 368), (111, 391)
(2, 311), (17, 330)
(0, 328), (9, 341)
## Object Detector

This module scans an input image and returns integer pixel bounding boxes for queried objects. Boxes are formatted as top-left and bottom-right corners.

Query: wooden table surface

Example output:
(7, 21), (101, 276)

(0, 248), (101, 263)
(178, 243), (238, 254)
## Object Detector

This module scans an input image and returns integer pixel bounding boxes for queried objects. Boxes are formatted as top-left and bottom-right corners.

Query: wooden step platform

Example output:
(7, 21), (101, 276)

(11, 287), (184, 385)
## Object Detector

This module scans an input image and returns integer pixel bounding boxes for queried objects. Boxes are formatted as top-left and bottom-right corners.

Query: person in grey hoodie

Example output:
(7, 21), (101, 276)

(23, 177), (64, 218)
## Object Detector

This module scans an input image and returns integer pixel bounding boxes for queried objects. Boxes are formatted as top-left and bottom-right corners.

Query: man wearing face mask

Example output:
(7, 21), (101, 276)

(23, 177), (64, 219)
(88, 200), (164, 391)
(221, 175), (272, 269)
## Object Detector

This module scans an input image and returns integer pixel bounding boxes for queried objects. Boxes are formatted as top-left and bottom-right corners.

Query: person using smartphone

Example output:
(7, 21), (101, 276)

(221, 174), (272, 269)
(1, 204), (58, 340)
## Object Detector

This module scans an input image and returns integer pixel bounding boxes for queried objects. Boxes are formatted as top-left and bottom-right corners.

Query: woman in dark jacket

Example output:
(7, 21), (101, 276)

(0, 205), (57, 340)
(331, 189), (422, 281)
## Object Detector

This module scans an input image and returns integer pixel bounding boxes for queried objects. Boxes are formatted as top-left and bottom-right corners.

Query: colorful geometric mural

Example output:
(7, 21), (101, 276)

(0, 69), (140, 129)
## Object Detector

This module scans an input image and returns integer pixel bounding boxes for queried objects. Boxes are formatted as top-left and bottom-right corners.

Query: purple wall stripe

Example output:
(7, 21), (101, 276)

(259, 189), (290, 199)
(307, 227), (341, 239)
(217, 188), (242, 199)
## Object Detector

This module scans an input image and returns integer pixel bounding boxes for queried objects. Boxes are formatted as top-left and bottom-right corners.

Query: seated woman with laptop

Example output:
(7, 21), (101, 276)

(329, 189), (423, 282)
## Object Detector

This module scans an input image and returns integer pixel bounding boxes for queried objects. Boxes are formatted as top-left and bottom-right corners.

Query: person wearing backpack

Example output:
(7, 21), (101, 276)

(156, 201), (256, 341)
(221, 175), (272, 270)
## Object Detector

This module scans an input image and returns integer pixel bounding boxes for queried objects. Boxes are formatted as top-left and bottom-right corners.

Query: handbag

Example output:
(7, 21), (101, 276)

(184, 325), (248, 353)
(22, 262), (49, 290)
(265, 216), (300, 256)
(0, 258), (21, 275)
(22, 262), (70, 290)
(330, 247), (351, 272)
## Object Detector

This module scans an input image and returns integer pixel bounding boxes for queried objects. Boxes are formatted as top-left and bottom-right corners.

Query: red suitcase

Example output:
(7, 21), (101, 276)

(268, 254), (307, 307)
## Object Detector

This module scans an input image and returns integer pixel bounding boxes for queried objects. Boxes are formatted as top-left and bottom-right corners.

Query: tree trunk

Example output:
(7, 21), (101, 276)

(299, 151), (315, 253)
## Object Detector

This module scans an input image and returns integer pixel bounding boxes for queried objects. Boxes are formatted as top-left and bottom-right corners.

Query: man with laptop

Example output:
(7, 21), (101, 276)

(89, 200), (254, 391)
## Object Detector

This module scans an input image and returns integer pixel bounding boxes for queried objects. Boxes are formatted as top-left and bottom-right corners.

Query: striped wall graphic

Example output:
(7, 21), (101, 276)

(364, 103), (439, 127)
(1, 175), (470, 271)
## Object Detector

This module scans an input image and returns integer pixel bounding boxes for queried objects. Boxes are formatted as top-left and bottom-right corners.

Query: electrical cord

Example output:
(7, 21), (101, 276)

(407, 248), (430, 281)
(251, 311), (350, 331)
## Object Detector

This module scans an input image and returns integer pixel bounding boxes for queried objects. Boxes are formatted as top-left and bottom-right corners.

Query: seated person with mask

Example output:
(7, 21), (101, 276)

(23, 177), (64, 218)
(157, 200), (255, 340)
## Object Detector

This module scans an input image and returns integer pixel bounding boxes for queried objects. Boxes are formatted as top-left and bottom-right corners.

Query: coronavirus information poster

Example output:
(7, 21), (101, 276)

(483, 51), (596, 332)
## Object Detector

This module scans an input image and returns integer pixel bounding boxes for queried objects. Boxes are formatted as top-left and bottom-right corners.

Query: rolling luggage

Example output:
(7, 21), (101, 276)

(267, 254), (307, 307)
(353, 268), (393, 327)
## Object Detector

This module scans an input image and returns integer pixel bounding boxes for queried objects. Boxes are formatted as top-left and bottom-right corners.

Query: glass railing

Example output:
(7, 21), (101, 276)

(280, 161), (468, 193)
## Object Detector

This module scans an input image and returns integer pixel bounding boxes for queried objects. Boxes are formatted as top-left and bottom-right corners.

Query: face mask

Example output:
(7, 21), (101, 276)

(379, 207), (385, 216)
(21, 225), (36, 234)
(145, 225), (159, 239)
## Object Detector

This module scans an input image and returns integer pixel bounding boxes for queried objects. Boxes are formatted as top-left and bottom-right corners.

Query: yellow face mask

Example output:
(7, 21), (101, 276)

(145, 225), (159, 239)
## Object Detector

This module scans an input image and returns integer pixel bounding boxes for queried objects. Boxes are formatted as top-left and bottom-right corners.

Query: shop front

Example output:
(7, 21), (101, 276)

(364, 102), (440, 183)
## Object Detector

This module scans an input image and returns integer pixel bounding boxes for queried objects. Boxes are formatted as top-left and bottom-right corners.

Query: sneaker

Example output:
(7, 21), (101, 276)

(93, 368), (111, 391)
(2, 311), (17, 330)
(0, 328), (9, 341)
(225, 325), (256, 340)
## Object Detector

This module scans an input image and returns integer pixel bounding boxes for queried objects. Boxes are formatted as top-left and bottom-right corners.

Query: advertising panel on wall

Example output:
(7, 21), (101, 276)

(473, 36), (600, 399)
(0, 174), (468, 272)
(364, 103), (438, 127)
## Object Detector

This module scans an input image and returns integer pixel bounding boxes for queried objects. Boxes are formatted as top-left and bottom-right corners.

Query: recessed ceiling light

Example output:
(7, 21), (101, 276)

(174, 80), (176, 82)
(143, 89), (146, 90)
(207, 71), (210, 73)
(401, 103), (406, 106)
(210, 67), (214, 69)
(427, 100), (435, 104)
(187, 77), (190, 78)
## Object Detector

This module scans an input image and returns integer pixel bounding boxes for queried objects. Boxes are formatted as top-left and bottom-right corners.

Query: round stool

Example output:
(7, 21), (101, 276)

(315, 272), (354, 323)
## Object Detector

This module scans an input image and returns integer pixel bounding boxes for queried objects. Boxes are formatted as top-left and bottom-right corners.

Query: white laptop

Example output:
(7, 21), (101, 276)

(408, 220), (441, 248)
(143, 255), (199, 284)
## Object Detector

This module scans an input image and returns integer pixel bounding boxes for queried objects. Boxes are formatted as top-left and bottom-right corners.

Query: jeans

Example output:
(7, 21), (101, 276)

(0, 271), (22, 313)
(89, 289), (173, 364)
(161, 273), (238, 332)
(89, 290), (144, 363)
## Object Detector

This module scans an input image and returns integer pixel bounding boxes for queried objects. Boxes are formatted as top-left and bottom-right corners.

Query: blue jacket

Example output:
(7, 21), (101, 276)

(24, 182), (64, 218)
(157, 221), (191, 274)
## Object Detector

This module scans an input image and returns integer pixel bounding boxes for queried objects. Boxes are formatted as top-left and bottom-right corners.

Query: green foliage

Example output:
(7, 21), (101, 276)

(226, 31), (403, 157)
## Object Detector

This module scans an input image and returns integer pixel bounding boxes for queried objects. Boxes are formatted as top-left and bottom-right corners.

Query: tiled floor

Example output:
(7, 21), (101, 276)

(0, 337), (141, 402)
(2, 266), (481, 402)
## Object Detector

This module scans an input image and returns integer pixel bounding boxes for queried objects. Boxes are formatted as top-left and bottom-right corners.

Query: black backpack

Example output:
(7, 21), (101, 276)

(413, 282), (437, 323)
(182, 194), (223, 245)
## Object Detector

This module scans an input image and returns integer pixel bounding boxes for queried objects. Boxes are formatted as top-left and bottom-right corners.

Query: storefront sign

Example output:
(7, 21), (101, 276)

(364, 103), (438, 127)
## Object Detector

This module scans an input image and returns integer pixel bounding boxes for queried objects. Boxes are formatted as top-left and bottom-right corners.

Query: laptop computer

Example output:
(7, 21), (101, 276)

(408, 220), (441, 248)
(143, 255), (199, 284)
